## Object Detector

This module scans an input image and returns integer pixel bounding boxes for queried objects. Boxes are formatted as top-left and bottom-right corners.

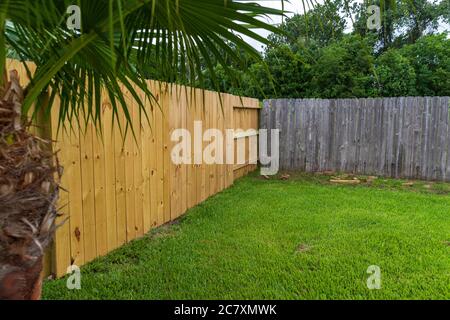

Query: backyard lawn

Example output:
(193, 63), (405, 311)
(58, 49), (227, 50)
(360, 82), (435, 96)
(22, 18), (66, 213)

(43, 172), (450, 300)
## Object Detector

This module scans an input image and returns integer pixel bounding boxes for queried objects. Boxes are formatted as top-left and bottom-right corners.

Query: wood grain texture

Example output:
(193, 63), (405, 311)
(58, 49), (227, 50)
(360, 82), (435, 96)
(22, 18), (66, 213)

(263, 97), (450, 181)
(40, 85), (257, 277)
(9, 59), (259, 277)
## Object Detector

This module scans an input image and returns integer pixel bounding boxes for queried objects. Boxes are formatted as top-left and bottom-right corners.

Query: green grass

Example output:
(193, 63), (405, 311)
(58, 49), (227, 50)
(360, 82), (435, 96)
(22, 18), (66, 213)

(43, 172), (450, 300)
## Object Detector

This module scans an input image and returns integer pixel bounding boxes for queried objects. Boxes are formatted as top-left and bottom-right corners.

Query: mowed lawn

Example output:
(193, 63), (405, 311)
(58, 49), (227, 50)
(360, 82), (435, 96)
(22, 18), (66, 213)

(43, 173), (450, 300)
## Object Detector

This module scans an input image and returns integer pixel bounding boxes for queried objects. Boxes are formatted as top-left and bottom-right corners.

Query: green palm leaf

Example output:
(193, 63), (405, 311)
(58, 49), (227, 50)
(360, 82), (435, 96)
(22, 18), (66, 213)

(0, 0), (286, 132)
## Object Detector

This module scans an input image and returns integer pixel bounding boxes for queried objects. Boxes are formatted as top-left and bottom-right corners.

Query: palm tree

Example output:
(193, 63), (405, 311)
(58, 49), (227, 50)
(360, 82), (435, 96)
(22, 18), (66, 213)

(0, 0), (283, 300)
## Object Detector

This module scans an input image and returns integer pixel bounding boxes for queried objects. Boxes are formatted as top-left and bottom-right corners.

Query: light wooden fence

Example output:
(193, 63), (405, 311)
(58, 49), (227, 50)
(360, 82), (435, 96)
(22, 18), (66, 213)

(262, 97), (450, 181)
(7, 60), (259, 277)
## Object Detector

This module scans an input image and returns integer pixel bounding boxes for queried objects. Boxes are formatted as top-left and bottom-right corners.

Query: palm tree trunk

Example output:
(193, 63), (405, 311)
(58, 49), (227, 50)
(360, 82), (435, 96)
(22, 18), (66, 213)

(0, 69), (60, 300)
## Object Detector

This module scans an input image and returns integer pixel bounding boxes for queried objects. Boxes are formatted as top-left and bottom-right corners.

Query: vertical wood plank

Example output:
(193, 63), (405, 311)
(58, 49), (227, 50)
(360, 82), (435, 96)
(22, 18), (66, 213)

(186, 87), (196, 209)
(155, 83), (165, 226)
(92, 124), (108, 256)
(123, 90), (136, 241)
(52, 114), (71, 277)
(103, 101), (118, 251)
(180, 87), (188, 215)
(114, 108), (127, 246)
(162, 84), (171, 223)
(148, 81), (159, 227)
(133, 88), (144, 237)
(197, 89), (205, 204)
(141, 88), (152, 233)
(170, 85), (181, 219)
(80, 121), (97, 263)
(67, 116), (85, 267)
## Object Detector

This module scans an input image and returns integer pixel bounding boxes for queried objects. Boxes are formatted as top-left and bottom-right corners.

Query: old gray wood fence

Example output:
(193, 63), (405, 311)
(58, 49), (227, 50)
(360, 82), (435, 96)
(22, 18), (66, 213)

(261, 97), (450, 181)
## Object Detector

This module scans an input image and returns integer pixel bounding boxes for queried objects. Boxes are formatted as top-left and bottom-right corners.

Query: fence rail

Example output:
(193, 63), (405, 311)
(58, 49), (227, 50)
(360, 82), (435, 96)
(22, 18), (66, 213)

(262, 97), (450, 181)
(7, 59), (259, 277)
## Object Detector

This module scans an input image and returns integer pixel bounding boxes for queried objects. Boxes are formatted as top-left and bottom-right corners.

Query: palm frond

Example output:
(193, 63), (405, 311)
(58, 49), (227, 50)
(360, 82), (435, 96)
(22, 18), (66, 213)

(0, 0), (285, 132)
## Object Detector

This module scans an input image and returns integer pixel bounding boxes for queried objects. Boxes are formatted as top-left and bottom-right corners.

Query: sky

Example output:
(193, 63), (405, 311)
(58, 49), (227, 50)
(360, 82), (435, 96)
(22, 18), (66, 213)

(243, 0), (449, 51)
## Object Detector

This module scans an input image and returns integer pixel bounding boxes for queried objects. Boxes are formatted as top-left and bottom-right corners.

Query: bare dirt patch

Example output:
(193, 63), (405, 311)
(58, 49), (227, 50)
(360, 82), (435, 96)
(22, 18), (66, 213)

(295, 244), (312, 253)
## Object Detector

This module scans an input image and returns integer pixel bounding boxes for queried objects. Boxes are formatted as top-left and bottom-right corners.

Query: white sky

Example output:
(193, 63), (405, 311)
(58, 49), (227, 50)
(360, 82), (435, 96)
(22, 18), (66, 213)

(243, 0), (449, 51)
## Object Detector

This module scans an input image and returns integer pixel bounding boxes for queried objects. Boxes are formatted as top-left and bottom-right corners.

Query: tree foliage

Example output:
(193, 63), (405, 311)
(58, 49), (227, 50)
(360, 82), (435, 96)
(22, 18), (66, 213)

(400, 33), (450, 96)
(374, 49), (417, 96)
(202, 0), (449, 99)
(308, 35), (375, 98)
(269, 1), (347, 48)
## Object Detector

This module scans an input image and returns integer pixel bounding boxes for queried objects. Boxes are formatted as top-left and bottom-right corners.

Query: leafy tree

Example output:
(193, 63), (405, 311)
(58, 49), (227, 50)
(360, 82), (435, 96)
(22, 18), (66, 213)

(269, 1), (347, 49)
(374, 49), (417, 96)
(200, 40), (259, 95)
(201, 1), (449, 100)
(308, 34), (375, 98)
(393, 0), (447, 46)
(400, 33), (450, 96)
(250, 44), (314, 99)
(353, 0), (448, 52)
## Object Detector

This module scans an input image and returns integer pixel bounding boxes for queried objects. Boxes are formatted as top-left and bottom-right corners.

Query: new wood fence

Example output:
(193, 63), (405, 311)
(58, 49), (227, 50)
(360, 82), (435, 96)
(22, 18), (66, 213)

(262, 97), (450, 181)
(7, 60), (259, 277)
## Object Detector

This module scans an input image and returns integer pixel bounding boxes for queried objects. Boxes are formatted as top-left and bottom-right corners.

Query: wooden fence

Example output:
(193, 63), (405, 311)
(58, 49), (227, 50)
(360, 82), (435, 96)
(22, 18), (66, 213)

(7, 59), (259, 277)
(262, 97), (450, 181)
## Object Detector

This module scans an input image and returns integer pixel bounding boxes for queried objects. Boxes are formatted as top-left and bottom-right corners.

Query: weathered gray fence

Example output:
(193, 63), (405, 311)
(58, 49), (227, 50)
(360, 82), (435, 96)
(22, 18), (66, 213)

(261, 97), (450, 181)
